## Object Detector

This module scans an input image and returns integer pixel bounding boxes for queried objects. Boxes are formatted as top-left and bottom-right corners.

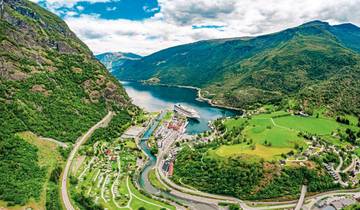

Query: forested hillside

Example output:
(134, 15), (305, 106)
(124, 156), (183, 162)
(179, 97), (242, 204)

(0, 0), (133, 206)
(119, 21), (360, 114)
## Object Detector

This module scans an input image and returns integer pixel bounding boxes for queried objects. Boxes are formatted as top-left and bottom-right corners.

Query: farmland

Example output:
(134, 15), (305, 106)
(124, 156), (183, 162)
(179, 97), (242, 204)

(214, 111), (358, 161)
(210, 144), (293, 161)
(171, 109), (359, 201)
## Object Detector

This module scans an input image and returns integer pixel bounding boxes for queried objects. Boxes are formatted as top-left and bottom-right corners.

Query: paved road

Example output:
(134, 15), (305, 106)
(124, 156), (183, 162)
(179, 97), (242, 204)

(295, 185), (307, 210)
(336, 155), (343, 172)
(343, 156), (358, 173)
(61, 112), (114, 210)
(155, 132), (242, 209)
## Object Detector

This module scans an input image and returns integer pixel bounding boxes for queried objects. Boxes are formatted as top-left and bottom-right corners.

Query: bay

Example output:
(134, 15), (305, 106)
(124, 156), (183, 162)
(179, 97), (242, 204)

(121, 81), (238, 134)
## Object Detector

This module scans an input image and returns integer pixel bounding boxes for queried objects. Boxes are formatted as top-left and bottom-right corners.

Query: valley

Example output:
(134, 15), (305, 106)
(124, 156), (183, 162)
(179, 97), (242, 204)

(117, 21), (360, 115)
(63, 89), (359, 210)
(0, 0), (360, 210)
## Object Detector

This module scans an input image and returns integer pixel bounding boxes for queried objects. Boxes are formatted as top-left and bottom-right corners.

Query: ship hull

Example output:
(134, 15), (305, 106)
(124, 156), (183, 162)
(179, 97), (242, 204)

(174, 104), (200, 120)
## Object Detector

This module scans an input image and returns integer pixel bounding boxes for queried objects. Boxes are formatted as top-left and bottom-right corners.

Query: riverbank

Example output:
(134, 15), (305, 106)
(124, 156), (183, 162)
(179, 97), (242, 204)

(136, 113), (215, 210)
(124, 79), (244, 113)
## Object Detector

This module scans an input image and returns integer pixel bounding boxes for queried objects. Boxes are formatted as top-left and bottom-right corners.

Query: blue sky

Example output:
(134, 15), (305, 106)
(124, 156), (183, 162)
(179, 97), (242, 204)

(36, 0), (160, 20)
(31, 0), (360, 55)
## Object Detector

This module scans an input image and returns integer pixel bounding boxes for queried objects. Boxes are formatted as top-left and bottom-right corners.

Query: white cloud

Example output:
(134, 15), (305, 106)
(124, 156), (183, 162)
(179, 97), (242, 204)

(39, 0), (111, 8)
(37, 0), (360, 55)
(65, 15), (203, 55)
(66, 11), (79, 17)
(106, 6), (117, 11)
(29, 0), (113, 14)
(143, 5), (160, 13)
(76, 5), (84, 11)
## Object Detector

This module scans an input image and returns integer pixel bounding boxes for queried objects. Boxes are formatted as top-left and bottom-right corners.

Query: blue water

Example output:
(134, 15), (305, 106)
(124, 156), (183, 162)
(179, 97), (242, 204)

(121, 81), (239, 134)
(137, 112), (217, 209)
(138, 113), (164, 194)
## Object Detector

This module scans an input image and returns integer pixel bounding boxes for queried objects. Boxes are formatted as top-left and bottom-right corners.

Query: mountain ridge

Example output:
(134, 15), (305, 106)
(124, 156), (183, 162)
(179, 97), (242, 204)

(117, 20), (360, 114)
(96, 51), (142, 72)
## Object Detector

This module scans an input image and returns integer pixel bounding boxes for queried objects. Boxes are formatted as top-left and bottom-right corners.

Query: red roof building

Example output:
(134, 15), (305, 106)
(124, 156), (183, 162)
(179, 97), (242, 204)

(168, 162), (174, 176)
(105, 149), (111, 156)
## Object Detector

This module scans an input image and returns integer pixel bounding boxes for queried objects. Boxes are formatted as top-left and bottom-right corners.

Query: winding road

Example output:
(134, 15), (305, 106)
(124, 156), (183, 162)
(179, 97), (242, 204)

(58, 111), (360, 210)
(152, 122), (360, 210)
(343, 156), (359, 173)
(61, 111), (114, 210)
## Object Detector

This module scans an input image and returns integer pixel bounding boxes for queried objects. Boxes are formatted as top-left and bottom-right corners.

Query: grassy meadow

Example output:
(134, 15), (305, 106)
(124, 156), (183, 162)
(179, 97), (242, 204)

(149, 169), (168, 191)
(213, 111), (356, 161)
(210, 144), (293, 161)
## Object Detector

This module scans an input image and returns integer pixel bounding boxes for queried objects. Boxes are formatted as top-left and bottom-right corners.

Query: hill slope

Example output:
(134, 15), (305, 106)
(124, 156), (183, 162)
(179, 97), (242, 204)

(119, 21), (360, 114)
(0, 0), (133, 206)
(96, 52), (141, 72)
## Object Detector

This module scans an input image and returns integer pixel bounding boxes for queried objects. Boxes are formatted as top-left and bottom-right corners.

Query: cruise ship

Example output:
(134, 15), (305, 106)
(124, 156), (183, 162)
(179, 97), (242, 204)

(174, 104), (200, 120)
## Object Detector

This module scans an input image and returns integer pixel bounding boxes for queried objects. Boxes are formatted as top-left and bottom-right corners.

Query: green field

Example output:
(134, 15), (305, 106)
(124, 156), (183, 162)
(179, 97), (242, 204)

(149, 169), (168, 191)
(273, 116), (340, 135)
(210, 144), (293, 161)
(124, 139), (137, 149)
(223, 117), (247, 130)
(214, 111), (353, 160)
(245, 119), (305, 148)
(128, 179), (175, 210)
(243, 112), (306, 149)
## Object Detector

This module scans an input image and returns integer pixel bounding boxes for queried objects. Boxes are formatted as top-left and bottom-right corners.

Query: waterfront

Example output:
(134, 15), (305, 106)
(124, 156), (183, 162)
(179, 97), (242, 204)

(121, 81), (239, 134)
(137, 112), (218, 210)
(122, 81), (238, 209)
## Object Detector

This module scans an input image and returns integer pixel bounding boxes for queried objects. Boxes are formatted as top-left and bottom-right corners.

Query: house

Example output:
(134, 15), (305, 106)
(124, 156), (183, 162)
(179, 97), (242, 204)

(105, 149), (111, 156)
(110, 156), (117, 161)
(168, 162), (174, 176)
(162, 160), (170, 173)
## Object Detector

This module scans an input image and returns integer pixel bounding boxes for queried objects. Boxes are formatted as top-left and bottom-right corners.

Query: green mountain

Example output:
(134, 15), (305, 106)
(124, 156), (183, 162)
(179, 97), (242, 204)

(119, 21), (360, 114)
(0, 0), (133, 206)
(96, 52), (141, 72)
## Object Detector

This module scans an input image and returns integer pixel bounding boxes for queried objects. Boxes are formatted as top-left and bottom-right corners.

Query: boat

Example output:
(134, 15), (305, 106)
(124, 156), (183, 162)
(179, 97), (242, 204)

(174, 104), (200, 120)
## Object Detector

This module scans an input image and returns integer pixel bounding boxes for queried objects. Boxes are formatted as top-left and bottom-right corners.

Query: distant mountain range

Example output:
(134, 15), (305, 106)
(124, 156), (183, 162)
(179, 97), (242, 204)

(117, 20), (360, 114)
(96, 52), (141, 72)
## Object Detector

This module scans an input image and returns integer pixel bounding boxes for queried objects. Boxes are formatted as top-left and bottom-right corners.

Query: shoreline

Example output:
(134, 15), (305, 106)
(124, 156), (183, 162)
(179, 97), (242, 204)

(121, 79), (244, 113)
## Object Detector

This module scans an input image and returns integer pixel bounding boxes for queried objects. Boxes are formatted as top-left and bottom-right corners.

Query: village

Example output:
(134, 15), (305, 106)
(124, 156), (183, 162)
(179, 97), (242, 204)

(147, 108), (360, 210)
(68, 109), (190, 210)
(153, 112), (187, 177)
(67, 107), (360, 210)
(148, 108), (360, 190)
(71, 139), (141, 209)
